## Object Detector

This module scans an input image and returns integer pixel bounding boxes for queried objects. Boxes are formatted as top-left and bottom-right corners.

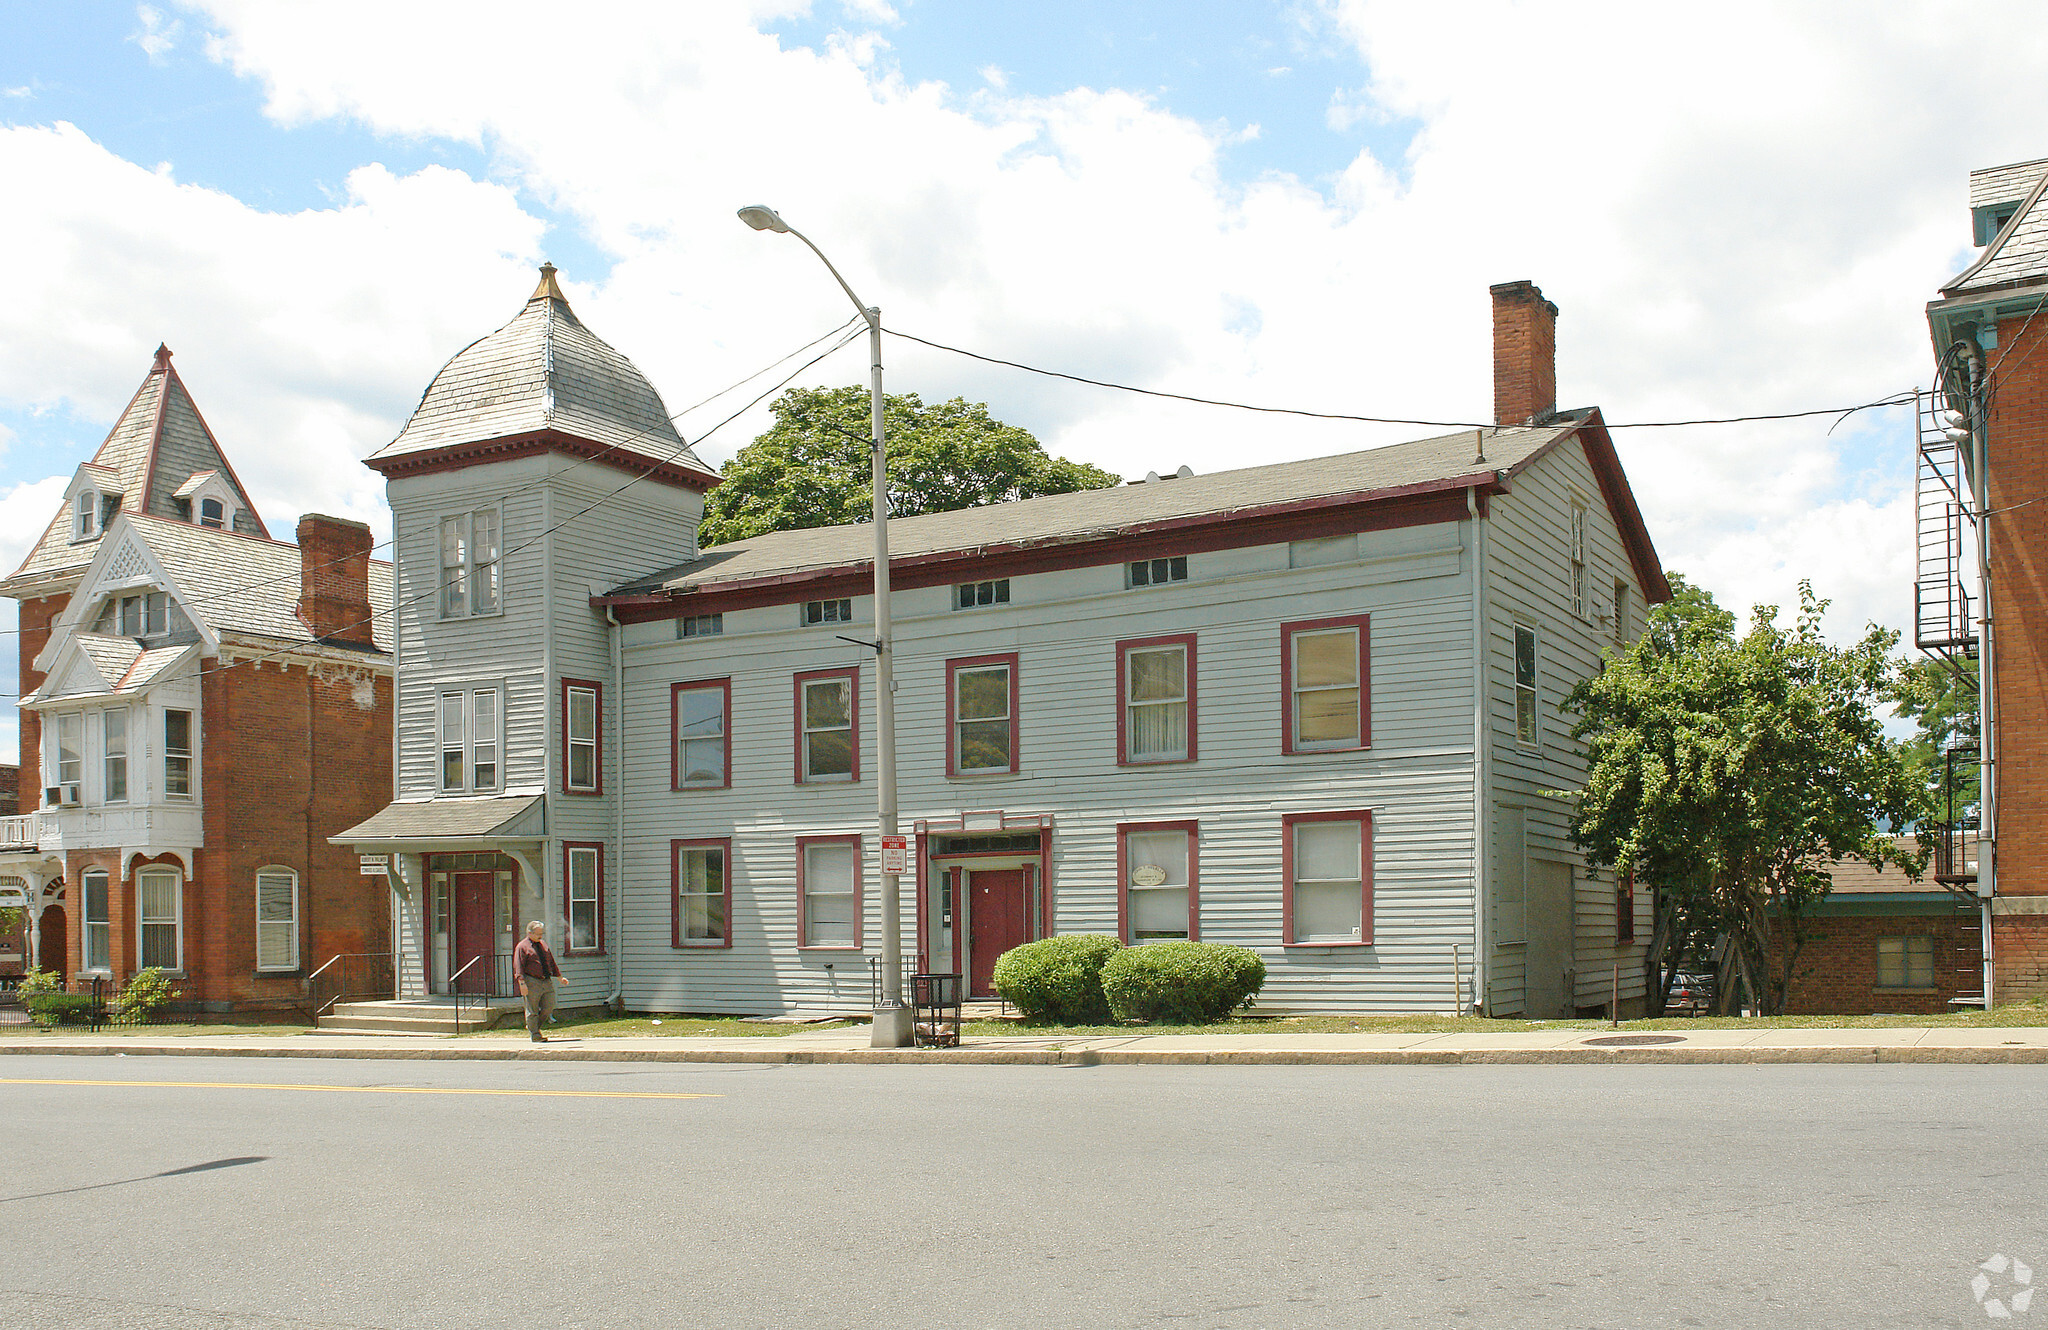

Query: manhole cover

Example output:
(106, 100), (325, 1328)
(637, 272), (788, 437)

(1581, 1034), (1687, 1047)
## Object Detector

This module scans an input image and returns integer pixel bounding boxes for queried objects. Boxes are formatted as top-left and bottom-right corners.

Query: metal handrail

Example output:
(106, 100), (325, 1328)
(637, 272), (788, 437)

(448, 954), (483, 1031)
(306, 955), (343, 983)
(303, 951), (396, 1021)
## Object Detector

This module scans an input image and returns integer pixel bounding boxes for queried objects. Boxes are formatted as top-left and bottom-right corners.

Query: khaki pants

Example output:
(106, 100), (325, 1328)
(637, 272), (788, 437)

(522, 976), (557, 1039)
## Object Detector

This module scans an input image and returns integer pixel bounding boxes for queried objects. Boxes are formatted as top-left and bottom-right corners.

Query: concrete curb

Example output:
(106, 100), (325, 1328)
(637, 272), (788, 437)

(4, 1042), (2046, 1066)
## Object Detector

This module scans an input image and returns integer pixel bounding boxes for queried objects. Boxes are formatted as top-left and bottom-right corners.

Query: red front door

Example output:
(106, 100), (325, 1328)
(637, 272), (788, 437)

(453, 872), (495, 994)
(968, 869), (1029, 997)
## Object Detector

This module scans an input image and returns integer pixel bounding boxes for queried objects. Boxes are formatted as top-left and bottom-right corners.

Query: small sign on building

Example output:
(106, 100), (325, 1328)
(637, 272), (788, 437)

(359, 854), (390, 876)
(879, 835), (908, 874)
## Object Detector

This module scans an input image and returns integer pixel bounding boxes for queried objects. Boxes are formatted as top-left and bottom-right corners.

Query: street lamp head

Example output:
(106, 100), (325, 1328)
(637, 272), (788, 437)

(737, 205), (791, 234)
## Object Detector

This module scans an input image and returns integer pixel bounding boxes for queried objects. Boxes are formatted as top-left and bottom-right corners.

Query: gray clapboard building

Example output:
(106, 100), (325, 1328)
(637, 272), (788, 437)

(338, 270), (1668, 1018)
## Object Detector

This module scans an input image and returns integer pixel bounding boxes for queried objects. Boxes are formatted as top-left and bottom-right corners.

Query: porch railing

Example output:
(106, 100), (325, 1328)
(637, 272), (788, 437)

(304, 952), (395, 1020)
(450, 954), (517, 1031)
(0, 813), (38, 849)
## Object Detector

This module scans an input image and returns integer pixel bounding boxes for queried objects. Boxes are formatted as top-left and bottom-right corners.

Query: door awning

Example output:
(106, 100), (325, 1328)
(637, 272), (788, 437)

(330, 795), (546, 852)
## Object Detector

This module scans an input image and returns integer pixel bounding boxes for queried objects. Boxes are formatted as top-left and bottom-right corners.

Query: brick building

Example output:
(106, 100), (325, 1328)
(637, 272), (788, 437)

(1924, 158), (2048, 1003)
(0, 345), (394, 1012)
(1779, 839), (1984, 1015)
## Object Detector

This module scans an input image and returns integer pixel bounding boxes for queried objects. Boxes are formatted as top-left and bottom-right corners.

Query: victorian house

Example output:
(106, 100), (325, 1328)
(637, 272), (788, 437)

(340, 270), (1669, 1018)
(0, 346), (394, 1013)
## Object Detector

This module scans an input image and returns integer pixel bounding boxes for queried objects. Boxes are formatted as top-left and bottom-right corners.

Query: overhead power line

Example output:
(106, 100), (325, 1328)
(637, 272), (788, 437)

(885, 327), (1923, 432)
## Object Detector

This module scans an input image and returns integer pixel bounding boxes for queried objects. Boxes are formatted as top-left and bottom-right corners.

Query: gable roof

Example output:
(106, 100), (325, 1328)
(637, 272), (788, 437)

(134, 514), (395, 653)
(2, 345), (269, 594)
(601, 410), (1670, 615)
(365, 266), (719, 491)
(1943, 158), (2048, 298)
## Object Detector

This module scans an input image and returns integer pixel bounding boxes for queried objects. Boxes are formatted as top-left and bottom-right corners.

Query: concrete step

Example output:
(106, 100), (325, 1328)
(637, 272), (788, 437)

(316, 1012), (501, 1034)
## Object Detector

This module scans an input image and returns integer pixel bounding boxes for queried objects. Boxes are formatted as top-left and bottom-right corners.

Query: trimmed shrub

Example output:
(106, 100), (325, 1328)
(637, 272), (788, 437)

(117, 967), (181, 1020)
(991, 934), (1123, 1024)
(26, 994), (96, 1027)
(1100, 941), (1266, 1024)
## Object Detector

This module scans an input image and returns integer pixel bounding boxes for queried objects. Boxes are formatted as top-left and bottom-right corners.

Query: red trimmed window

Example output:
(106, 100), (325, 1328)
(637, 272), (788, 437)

(794, 668), (859, 784)
(672, 679), (731, 789)
(947, 653), (1019, 776)
(562, 679), (601, 794)
(1281, 615), (1370, 754)
(797, 834), (862, 949)
(1616, 872), (1636, 943)
(1282, 810), (1372, 946)
(672, 838), (731, 949)
(1117, 820), (1198, 943)
(564, 842), (604, 954)
(1117, 634), (1196, 764)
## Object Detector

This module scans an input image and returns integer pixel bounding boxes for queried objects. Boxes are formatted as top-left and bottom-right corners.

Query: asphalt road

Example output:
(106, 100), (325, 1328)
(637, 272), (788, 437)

(0, 1056), (2040, 1329)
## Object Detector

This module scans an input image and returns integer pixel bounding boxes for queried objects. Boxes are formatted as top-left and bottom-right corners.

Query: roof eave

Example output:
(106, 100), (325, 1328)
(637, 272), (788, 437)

(364, 427), (721, 493)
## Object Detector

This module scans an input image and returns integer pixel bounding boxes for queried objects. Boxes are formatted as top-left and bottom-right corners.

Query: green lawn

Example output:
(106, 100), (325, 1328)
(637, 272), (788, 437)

(2, 1022), (317, 1037)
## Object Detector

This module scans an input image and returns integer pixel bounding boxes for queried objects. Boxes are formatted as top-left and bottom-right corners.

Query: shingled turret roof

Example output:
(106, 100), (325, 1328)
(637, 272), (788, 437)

(2, 345), (269, 595)
(365, 265), (718, 490)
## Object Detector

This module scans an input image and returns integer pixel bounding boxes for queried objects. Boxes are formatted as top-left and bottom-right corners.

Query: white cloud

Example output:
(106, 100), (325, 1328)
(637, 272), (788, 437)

(6, 0), (2044, 658)
(3, 86), (31, 100)
(130, 4), (183, 64)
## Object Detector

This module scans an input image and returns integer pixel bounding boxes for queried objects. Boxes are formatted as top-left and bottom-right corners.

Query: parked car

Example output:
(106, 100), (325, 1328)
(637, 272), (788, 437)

(1665, 970), (1715, 1016)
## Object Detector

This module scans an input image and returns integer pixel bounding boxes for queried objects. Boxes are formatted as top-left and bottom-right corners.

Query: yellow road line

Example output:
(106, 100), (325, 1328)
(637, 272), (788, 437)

(0, 1078), (718, 1100)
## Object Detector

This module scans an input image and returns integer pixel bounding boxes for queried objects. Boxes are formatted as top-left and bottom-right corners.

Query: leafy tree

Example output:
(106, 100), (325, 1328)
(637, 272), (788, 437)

(1892, 655), (1979, 826)
(700, 385), (1121, 546)
(1561, 580), (1925, 1015)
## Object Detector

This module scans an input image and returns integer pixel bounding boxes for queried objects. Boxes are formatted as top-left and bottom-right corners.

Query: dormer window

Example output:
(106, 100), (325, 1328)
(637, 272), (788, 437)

(74, 489), (98, 541)
(96, 592), (172, 640)
(172, 471), (238, 532)
(200, 497), (225, 529)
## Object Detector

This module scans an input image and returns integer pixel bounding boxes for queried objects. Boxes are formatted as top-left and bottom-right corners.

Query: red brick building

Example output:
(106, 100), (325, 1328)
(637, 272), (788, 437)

(1925, 159), (2048, 1003)
(0, 345), (394, 1013)
(1779, 840), (1985, 1016)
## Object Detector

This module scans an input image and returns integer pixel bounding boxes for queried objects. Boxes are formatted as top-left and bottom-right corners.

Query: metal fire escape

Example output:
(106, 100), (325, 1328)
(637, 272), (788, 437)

(1915, 379), (1988, 1005)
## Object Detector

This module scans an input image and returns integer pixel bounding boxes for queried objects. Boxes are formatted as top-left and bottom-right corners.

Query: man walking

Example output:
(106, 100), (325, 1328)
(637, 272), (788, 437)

(514, 920), (563, 1043)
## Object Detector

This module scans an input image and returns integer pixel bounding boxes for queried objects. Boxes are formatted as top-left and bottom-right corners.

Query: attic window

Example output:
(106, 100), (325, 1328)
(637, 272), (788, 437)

(73, 490), (98, 541)
(200, 498), (225, 529)
(98, 592), (170, 639)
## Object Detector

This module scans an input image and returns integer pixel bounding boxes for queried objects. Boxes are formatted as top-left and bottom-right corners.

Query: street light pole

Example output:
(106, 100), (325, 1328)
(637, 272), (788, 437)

(739, 205), (913, 1048)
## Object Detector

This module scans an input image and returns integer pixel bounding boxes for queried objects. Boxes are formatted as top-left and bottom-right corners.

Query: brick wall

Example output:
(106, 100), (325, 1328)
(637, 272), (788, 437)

(1989, 305), (2048, 993)
(16, 593), (68, 784)
(0, 764), (15, 816)
(1491, 280), (1559, 427)
(1779, 912), (1980, 1015)
(181, 654), (392, 1009)
(1992, 912), (2048, 1001)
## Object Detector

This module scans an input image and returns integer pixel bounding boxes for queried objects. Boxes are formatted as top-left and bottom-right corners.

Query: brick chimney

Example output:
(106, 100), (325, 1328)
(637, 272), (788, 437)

(1490, 280), (1559, 427)
(297, 514), (374, 645)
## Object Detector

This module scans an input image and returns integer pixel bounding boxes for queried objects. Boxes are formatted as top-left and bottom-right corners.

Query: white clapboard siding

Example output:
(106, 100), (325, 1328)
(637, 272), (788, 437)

(612, 519), (1487, 1015)
(1482, 436), (1650, 1014)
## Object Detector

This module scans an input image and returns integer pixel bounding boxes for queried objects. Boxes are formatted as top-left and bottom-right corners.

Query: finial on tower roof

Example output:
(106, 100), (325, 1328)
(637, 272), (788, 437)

(153, 343), (173, 370)
(532, 263), (566, 303)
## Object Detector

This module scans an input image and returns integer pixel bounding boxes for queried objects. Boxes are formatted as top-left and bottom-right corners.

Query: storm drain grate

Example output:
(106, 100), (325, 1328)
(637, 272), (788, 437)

(1580, 1034), (1688, 1047)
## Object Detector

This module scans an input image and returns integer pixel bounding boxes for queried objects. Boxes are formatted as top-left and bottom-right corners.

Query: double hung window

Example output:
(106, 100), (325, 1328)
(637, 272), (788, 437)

(948, 655), (1017, 776)
(439, 687), (502, 793)
(256, 868), (299, 971)
(199, 497), (225, 529)
(164, 710), (193, 798)
(439, 508), (501, 618)
(672, 680), (730, 788)
(1613, 580), (1630, 649)
(1281, 616), (1369, 753)
(1118, 635), (1195, 764)
(74, 489), (98, 541)
(55, 714), (82, 790)
(1514, 625), (1538, 748)
(138, 866), (181, 970)
(102, 709), (129, 803)
(795, 669), (857, 783)
(1283, 811), (1372, 945)
(1569, 499), (1588, 619)
(797, 836), (860, 948)
(1877, 935), (1935, 989)
(672, 839), (730, 948)
(83, 870), (111, 970)
(563, 680), (600, 794)
(1119, 822), (1196, 942)
(565, 844), (603, 953)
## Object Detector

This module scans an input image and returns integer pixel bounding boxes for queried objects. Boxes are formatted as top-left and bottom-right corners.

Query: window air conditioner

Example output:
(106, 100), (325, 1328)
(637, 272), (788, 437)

(43, 786), (61, 807)
(57, 784), (82, 808)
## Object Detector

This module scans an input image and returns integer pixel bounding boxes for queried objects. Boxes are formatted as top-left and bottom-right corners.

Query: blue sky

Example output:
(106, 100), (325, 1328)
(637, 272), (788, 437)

(0, 0), (2044, 759)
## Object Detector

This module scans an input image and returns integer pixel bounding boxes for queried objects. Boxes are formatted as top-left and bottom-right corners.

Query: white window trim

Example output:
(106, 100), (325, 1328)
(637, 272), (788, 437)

(136, 864), (184, 974)
(73, 488), (99, 542)
(439, 506), (504, 620)
(81, 868), (113, 973)
(255, 867), (300, 972)
(438, 684), (505, 795)
(1568, 497), (1588, 620)
(566, 845), (603, 954)
(101, 707), (131, 805)
(1513, 623), (1539, 751)
(164, 707), (196, 801)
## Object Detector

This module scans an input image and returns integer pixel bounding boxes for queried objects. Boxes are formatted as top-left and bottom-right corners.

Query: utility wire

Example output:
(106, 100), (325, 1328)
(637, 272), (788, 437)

(885, 326), (1922, 432)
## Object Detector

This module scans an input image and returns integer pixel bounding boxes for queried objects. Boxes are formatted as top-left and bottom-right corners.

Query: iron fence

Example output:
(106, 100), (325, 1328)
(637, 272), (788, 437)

(451, 954), (518, 1030)
(13, 974), (194, 1031)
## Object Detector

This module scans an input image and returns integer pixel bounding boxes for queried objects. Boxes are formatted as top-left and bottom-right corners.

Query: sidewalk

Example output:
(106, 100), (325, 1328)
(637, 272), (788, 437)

(5, 1024), (2048, 1065)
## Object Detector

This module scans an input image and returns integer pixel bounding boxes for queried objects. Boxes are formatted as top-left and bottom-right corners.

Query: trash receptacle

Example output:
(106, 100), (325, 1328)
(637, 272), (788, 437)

(911, 972), (963, 1048)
